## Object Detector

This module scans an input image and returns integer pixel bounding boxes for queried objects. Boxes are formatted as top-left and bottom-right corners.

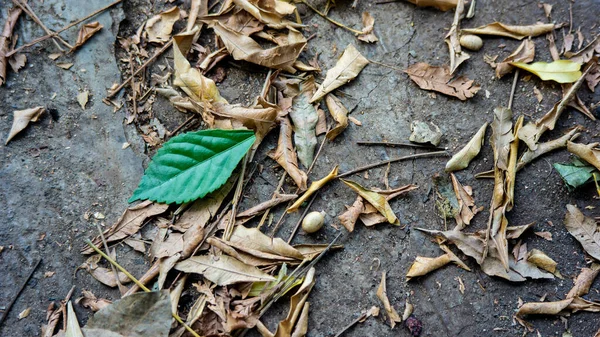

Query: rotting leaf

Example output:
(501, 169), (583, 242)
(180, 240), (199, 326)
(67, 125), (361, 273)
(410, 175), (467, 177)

(175, 254), (276, 285)
(268, 117), (308, 191)
(82, 291), (172, 337)
(338, 195), (364, 232)
(5, 106), (45, 145)
(406, 244), (470, 281)
(358, 12), (378, 43)
(444, 0), (469, 74)
(71, 22), (103, 52)
(461, 22), (555, 40)
(404, 63), (480, 100)
(564, 204), (600, 261)
(341, 179), (399, 225)
(377, 271), (401, 328)
(325, 94), (349, 141)
(310, 44), (369, 103)
(290, 78), (319, 168)
(511, 60), (582, 84)
(145, 7), (180, 43)
(409, 120), (442, 146)
(288, 166), (339, 213)
(495, 39), (535, 78)
(274, 268), (316, 337)
(433, 173), (460, 220)
(446, 123), (487, 172)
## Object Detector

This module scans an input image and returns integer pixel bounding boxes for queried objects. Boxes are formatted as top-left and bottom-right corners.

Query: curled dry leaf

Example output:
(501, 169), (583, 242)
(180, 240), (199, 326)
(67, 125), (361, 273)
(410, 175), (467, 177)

(288, 166), (339, 213)
(146, 7), (180, 43)
(338, 195), (364, 232)
(567, 263), (600, 298)
(511, 60), (582, 84)
(175, 254), (276, 286)
(377, 271), (402, 328)
(71, 22), (103, 52)
(230, 225), (305, 260)
(563, 204), (600, 261)
(495, 39), (535, 78)
(232, 0), (299, 30)
(409, 120), (442, 146)
(461, 22), (555, 40)
(290, 79), (318, 167)
(212, 99), (279, 146)
(77, 90), (89, 110)
(451, 173), (480, 229)
(5, 106), (45, 145)
(268, 117), (308, 191)
(76, 290), (112, 312)
(404, 0), (458, 11)
(65, 302), (83, 337)
(446, 122), (487, 172)
(516, 299), (572, 317)
(0, 6), (23, 86)
(565, 37), (600, 64)
(8, 53), (26, 72)
(567, 142), (600, 171)
(406, 245), (470, 281)
(527, 249), (560, 276)
(293, 243), (344, 261)
(517, 128), (580, 171)
(341, 179), (399, 225)
(358, 12), (378, 43)
(445, 0), (469, 74)
(79, 255), (132, 287)
(310, 44), (369, 103)
(18, 307), (30, 320)
(274, 268), (316, 337)
(404, 63), (480, 100)
(325, 94), (349, 141)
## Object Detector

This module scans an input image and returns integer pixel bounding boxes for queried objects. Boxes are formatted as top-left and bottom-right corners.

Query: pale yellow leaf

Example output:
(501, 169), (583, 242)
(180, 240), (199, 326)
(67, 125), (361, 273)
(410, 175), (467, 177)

(288, 166), (338, 213)
(65, 302), (84, 337)
(145, 7), (180, 43)
(77, 90), (89, 109)
(341, 179), (398, 225)
(5, 106), (45, 145)
(511, 60), (582, 84)
(461, 22), (555, 40)
(376, 271), (401, 328)
(446, 122), (487, 172)
(175, 254), (276, 285)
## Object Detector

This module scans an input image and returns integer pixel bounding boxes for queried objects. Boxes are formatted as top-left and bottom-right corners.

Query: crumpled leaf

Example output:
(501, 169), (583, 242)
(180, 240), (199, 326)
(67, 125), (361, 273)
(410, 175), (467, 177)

(79, 254), (132, 287)
(511, 60), (582, 84)
(553, 159), (598, 190)
(338, 195), (364, 232)
(290, 79), (319, 167)
(517, 128), (580, 171)
(268, 117), (308, 190)
(516, 299), (572, 317)
(71, 22), (103, 52)
(223, 10), (264, 36)
(145, 7), (180, 43)
(8, 53), (26, 72)
(567, 142), (600, 171)
(495, 39), (535, 78)
(325, 94), (349, 141)
(450, 173), (480, 230)
(376, 271), (401, 328)
(341, 179), (399, 225)
(567, 263), (600, 298)
(310, 44), (369, 103)
(211, 21), (306, 72)
(66, 302), (84, 337)
(76, 290), (112, 312)
(291, 303), (309, 337)
(212, 99), (279, 146)
(5, 106), (45, 145)
(288, 166), (338, 213)
(0, 6), (23, 86)
(404, 0), (457, 11)
(527, 249), (561, 277)
(358, 12), (378, 43)
(83, 291), (172, 337)
(131, 128), (254, 204)
(175, 254), (276, 285)
(230, 225), (305, 260)
(274, 268), (316, 337)
(404, 63), (480, 100)
(232, 0), (299, 30)
(444, 0), (469, 73)
(406, 244), (470, 281)
(565, 37), (600, 64)
(564, 204), (600, 261)
(445, 123), (487, 172)
(409, 120), (442, 146)
(461, 22), (555, 40)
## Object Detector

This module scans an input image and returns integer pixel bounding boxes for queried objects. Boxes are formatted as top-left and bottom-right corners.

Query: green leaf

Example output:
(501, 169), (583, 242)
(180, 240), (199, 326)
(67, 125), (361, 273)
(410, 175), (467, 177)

(553, 159), (598, 190)
(510, 60), (582, 83)
(129, 129), (255, 204)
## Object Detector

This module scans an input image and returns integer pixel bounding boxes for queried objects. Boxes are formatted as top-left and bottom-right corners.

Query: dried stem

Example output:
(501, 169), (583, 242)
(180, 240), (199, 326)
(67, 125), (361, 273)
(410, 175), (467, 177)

(95, 223), (126, 294)
(0, 258), (41, 325)
(300, 0), (363, 35)
(507, 69), (519, 110)
(224, 154), (248, 241)
(337, 151), (448, 178)
(357, 140), (445, 150)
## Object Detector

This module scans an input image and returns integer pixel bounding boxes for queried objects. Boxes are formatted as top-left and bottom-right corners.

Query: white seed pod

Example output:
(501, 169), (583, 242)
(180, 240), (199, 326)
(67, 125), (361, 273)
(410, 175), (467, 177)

(459, 34), (483, 51)
(302, 211), (325, 233)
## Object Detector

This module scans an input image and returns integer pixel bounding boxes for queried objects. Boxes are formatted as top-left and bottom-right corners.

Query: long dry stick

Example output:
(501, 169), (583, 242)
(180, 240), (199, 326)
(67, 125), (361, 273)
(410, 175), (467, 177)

(337, 151), (448, 178)
(300, 0), (363, 35)
(85, 240), (201, 337)
(7, 0), (122, 57)
(11, 0), (71, 50)
(0, 258), (41, 326)
(224, 154), (248, 241)
(357, 140), (445, 150)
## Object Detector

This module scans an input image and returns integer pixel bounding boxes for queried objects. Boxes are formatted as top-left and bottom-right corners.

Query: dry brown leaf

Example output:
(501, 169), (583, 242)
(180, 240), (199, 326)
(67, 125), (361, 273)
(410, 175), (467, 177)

(325, 94), (349, 141)
(230, 225), (305, 260)
(224, 10), (265, 36)
(274, 268), (316, 337)
(76, 290), (112, 312)
(8, 53), (26, 73)
(444, 0), (469, 74)
(527, 249), (560, 276)
(341, 179), (399, 225)
(404, 0), (457, 11)
(232, 0), (300, 30)
(567, 142), (600, 171)
(446, 122), (487, 172)
(310, 44), (369, 103)
(490, 106), (514, 171)
(82, 201), (168, 254)
(290, 303), (309, 337)
(542, 3), (552, 18)
(450, 173), (479, 230)
(0, 6), (22, 86)
(495, 39), (535, 78)
(212, 99), (279, 145)
(565, 37), (600, 64)
(290, 78), (318, 167)
(237, 193), (298, 221)
(563, 204), (600, 261)
(567, 264), (600, 298)
(56, 62), (73, 70)
(568, 297), (600, 313)
(376, 271), (401, 328)
(288, 166), (339, 213)
(5, 106), (45, 145)
(79, 255), (132, 287)
(406, 245), (470, 281)
(348, 116), (362, 126)
(516, 299), (572, 317)
(315, 108), (327, 135)
(268, 117), (308, 191)
(461, 22), (555, 40)
(338, 195), (364, 232)
(146, 7), (180, 43)
(293, 243), (343, 261)
(175, 254), (276, 285)
(534, 231), (553, 241)
(404, 63), (480, 100)
(358, 12), (378, 43)
(211, 21), (306, 72)
(585, 63), (600, 92)
(71, 22), (103, 52)
(516, 127), (580, 171)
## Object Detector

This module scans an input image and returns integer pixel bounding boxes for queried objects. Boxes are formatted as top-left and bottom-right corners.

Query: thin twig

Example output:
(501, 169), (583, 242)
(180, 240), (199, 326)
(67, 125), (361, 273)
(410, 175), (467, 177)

(107, 40), (173, 98)
(11, 0), (71, 50)
(0, 258), (41, 326)
(85, 240), (201, 337)
(7, 0), (123, 57)
(368, 59), (404, 71)
(95, 223), (126, 293)
(357, 140), (445, 150)
(224, 155), (248, 241)
(300, 0), (363, 35)
(129, 56), (138, 122)
(337, 151), (448, 178)
(168, 115), (197, 139)
(333, 312), (368, 337)
(257, 173), (287, 230)
(507, 69), (519, 110)
(287, 192), (319, 243)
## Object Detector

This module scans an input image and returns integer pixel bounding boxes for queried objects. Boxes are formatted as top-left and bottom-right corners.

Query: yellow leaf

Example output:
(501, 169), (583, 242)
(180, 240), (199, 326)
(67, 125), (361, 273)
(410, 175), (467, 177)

(325, 94), (349, 141)
(287, 166), (339, 213)
(445, 122), (487, 172)
(274, 268), (316, 337)
(376, 271), (401, 328)
(340, 179), (399, 225)
(511, 60), (582, 84)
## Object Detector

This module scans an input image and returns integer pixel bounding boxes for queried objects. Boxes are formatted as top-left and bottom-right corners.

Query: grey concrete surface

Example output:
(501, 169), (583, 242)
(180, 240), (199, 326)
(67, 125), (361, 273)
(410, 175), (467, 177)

(1, 0), (599, 336)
